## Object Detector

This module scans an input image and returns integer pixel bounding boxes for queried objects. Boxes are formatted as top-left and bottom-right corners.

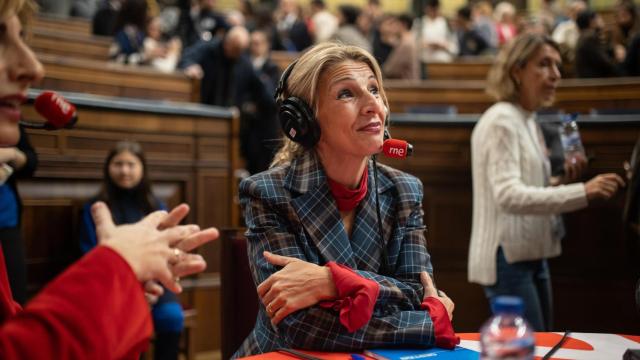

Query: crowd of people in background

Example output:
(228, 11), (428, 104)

(30, 0), (640, 174)
(33, 0), (640, 80)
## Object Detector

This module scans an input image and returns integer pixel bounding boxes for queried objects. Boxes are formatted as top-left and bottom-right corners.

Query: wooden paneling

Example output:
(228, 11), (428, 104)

(36, 54), (198, 102)
(425, 59), (492, 81)
(19, 92), (236, 354)
(271, 51), (493, 81)
(33, 14), (91, 35)
(28, 29), (111, 61)
(383, 114), (640, 333)
(385, 77), (640, 114)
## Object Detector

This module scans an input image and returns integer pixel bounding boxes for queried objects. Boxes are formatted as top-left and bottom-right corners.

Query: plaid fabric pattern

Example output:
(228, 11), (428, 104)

(233, 152), (436, 358)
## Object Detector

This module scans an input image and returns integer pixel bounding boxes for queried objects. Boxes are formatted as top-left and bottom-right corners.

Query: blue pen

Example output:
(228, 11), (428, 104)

(350, 354), (366, 360)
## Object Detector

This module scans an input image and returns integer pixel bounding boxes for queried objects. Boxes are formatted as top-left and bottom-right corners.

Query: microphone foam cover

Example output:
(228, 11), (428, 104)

(382, 138), (411, 159)
(34, 91), (76, 129)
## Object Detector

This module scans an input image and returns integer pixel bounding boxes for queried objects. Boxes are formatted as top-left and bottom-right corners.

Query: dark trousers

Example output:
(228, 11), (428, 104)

(483, 247), (553, 331)
(154, 332), (181, 360)
(0, 228), (27, 304)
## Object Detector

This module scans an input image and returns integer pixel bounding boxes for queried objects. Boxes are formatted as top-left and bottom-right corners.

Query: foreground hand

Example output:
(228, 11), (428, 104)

(92, 202), (218, 293)
(257, 251), (337, 325)
(585, 173), (625, 202)
(421, 271), (454, 321)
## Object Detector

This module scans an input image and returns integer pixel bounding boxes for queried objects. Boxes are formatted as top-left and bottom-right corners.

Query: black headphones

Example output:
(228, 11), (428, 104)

(274, 60), (321, 149)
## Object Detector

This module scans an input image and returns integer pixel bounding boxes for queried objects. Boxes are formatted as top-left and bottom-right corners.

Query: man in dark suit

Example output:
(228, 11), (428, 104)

(575, 9), (623, 78)
(180, 26), (278, 174)
(249, 29), (281, 94)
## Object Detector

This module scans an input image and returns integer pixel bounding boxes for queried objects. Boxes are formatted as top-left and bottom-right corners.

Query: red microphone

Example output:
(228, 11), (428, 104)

(21, 91), (77, 130)
(382, 138), (413, 159)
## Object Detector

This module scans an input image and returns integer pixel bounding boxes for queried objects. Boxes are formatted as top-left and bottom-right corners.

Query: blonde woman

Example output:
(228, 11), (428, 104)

(236, 42), (456, 357)
(0, 1), (217, 357)
(468, 33), (624, 331)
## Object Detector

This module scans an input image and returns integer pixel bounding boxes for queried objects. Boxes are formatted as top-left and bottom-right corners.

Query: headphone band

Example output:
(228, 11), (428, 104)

(274, 59), (299, 102)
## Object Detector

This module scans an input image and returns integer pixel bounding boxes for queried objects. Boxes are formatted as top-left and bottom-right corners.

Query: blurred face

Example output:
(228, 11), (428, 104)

(280, 0), (296, 14)
(200, 0), (216, 11)
(108, 150), (144, 189)
(425, 5), (439, 18)
(224, 30), (249, 60)
(250, 32), (269, 58)
(616, 7), (633, 27)
(147, 17), (162, 40)
(513, 44), (562, 111)
(315, 60), (386, 161)
(0, 13), (44, 146)
(593, 14), (605, 31)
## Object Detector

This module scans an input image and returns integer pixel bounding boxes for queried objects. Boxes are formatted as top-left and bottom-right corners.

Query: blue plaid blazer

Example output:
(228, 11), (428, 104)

(234, 151), (436, 358)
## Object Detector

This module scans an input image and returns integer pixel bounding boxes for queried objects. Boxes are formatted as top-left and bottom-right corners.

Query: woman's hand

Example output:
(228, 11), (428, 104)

(143, 281), (164, 305)
(92, 202), (218, 293)
(585, 173), (625, 202)
(421, 272), (454, 321)
(562, 154), (587, 184)
(257, 251), (338, 325)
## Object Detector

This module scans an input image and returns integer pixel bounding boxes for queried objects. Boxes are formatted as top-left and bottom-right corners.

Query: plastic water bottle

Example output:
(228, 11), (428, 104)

(479, 296), (535, 360)
(559, 113), (585, 164)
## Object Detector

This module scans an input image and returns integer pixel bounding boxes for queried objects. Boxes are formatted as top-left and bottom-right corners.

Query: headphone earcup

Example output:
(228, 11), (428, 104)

(279, 97), (320, 148)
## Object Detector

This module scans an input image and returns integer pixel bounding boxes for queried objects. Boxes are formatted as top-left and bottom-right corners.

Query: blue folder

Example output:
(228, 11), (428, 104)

(364, 346), (478, 360)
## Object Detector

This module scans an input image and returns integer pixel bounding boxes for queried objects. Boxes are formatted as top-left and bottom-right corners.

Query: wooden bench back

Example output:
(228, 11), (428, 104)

(36, 53), (199, 102)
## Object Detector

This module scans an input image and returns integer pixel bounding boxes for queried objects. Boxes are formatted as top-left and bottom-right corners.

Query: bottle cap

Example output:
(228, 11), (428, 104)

(491, 296), (524, 315)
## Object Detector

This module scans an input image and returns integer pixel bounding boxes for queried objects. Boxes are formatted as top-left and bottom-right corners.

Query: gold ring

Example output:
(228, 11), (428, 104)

(171, 248), (182, 264)
(267, 303), (273, 315)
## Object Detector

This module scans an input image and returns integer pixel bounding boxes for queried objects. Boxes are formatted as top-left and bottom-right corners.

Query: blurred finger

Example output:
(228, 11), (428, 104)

(92, 202), (116, 243)
(158, 204), (190, 230)
(267, 297), (285, 319)
(168, 247), (186, 265)
(257, 276), (274, 299)
(145, 293), (159, 305)
(564, 162), (576, 180)
(271, 302), (293, 325)
(420, 272), (437, 298)
(261, 285), (282, 309)
(144, 281), (164, 297)
(171, 254), (207, 278)
(603, 173), (625, 186)
(175, 227), (219, 252)
(158, 225), (201, 246)
(140, 209), (170, 228)
(601, 188), (614, 199)
(158, 267), (182, 294)
(264, 251), (298, 267)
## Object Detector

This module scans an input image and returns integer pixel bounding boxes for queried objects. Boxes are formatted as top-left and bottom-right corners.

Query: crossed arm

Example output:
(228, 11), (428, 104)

(243, 194), (453, 351)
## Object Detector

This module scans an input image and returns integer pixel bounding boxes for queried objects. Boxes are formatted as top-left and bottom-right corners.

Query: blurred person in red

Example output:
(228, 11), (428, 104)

(0, 0), (218, 358)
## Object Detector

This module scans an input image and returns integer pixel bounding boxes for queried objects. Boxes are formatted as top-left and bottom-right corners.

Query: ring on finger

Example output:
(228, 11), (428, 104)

(170, 248), (183, 264)
(267, 303), (274, 315)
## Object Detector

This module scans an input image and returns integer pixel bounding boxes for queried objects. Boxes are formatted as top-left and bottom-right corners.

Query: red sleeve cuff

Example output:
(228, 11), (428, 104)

(319, 262), (379, 333)
(421, 297), (460, 349)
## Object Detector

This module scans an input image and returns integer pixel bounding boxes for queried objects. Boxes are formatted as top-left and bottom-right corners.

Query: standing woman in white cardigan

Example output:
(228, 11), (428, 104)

(468, 33), (625, 331)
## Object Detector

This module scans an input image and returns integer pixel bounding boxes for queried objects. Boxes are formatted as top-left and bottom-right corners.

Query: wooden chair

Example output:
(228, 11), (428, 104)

(220, 228), (259, 360)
